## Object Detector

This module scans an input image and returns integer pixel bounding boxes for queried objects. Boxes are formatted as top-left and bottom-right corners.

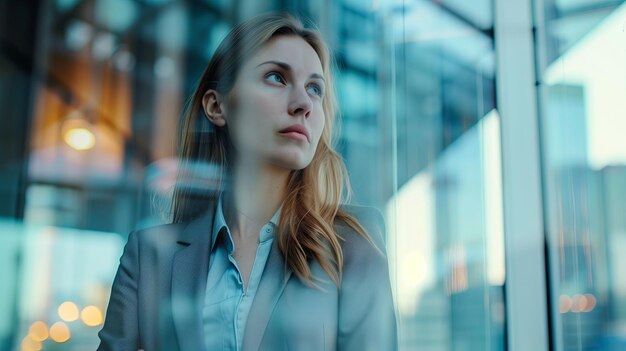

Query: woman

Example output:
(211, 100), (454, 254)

(98, 12), (398, 351)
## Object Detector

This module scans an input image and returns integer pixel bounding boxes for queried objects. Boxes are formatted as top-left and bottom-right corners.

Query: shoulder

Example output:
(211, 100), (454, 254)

(335, 205), (392, 301)
(126, 222), (188, 250)
(336, 204), (388, 259)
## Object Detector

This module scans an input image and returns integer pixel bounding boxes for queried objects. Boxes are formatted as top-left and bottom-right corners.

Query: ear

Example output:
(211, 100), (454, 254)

(202, 89), (227, 127)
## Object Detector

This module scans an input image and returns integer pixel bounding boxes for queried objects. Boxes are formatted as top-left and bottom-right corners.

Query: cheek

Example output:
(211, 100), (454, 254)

(228, 90), (278, 146)
(243, 88), (279, 122)
(311, 110), (326, 143)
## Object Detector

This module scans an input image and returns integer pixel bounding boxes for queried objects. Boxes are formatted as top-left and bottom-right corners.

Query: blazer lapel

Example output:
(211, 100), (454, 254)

(171, 202), (216, 351)
(242, 238), (293, 351)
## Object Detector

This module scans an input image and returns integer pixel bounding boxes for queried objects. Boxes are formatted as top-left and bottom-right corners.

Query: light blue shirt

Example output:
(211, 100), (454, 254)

(203, 191), (282, 351)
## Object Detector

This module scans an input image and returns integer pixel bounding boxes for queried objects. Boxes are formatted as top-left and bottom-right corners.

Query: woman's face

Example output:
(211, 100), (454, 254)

(215, 35), (326, 170)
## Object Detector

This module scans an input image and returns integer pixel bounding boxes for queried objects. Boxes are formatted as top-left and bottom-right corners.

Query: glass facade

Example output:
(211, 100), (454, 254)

(0, 0), (624, 350)
(535, 0), (626, 350)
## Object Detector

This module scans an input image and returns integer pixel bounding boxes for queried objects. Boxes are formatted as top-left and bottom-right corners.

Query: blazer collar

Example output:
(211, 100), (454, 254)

(242, 237), (293, 351)
(210, 190), (284, 252)
(171, 201), (215, 351)
(171, 198), (293, 351)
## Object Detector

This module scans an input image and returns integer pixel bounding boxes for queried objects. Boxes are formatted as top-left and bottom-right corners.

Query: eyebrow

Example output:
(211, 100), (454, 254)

(256, 60), (325, 82)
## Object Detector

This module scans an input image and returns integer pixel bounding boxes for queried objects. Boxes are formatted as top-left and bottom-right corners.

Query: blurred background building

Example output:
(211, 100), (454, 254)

(0, 0), (625, 350)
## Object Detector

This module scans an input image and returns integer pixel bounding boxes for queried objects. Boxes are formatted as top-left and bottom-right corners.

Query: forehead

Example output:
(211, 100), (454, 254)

(247, 35), (323, 75)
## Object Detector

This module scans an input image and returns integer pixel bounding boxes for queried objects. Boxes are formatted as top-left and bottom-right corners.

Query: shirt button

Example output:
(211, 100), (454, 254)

(265, 228), (271, 233)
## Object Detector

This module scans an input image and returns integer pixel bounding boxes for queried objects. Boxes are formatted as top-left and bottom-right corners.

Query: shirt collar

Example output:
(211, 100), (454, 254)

(210, 190), (282, 252)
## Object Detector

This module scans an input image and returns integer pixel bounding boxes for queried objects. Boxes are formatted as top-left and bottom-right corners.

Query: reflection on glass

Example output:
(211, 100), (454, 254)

(368, 0), (505, 349)
(1, 0), (512, 350)
(1, 220), (123, 350)
(537, 1), (626, 349)
(388, 111), (505, 350)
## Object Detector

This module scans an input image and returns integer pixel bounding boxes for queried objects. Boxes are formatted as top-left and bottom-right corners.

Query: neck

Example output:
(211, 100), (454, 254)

(223, 159), (290, 241)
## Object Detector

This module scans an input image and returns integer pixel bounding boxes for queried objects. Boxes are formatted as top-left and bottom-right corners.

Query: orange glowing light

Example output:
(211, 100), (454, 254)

(28, 321), (48, 341)
(571, 294), (587, 313)
(49, 322), (71, 343)
(21, 335), (42, 351)
(58, 301), (79, 322)
(559, 295), (572, 313)
(583, 293), (597, 312)
(64, 127), (96, 150)
(81, 305), (104, 326)
(62, 118), (96, 150)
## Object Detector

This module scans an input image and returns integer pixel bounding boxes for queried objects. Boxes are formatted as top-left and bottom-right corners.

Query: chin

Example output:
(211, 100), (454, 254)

(281, 160), (311, 171)
(269, 154), (312, 170)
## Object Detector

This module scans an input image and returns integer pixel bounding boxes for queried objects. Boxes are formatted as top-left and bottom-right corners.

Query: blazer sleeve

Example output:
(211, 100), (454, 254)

(337, 207), (399, 351)
(97, 230), (140, 351)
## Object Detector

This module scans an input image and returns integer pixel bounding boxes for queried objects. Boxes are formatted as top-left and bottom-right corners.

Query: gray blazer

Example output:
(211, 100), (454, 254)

(97, 203), (398, 351)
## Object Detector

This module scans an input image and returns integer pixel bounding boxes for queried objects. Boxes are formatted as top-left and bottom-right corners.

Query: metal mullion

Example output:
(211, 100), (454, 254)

(494, 0), (550, 350)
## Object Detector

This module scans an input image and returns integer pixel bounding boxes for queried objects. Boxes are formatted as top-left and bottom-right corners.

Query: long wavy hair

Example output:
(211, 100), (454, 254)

(171, 12), (380, 289)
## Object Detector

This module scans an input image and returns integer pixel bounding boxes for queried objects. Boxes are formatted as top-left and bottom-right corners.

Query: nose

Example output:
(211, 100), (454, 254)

(288, 86), (312, 118)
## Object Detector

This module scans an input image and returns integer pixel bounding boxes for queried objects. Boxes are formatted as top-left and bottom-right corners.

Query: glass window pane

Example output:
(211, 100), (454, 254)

(378, 1), (506, 350)
(0, 0), (507, 350)
(535, 0), (626, 349)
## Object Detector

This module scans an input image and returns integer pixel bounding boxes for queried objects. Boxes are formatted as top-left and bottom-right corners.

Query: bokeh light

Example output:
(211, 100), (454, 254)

(20, 335), (42, 351)
(571, 294), (587, 313)
(64, 126), (96, 150)
(28, 321), (49, 341)
(58, 301), (79, 321)
(81, 305), (104, 326)
(583, 293), (597, 312)
(62, 118), (96, 150)
(559, 295), (572, 313)
(49, 322), (71, 343)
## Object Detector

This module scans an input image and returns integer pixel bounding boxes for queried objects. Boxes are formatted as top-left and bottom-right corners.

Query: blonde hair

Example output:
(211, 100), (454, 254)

(172, 11), (379, 289)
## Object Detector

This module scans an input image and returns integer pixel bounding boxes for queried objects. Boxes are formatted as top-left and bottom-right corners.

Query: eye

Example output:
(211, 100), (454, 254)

(266, 72), (285, 84)
(307, 83), (324, 97)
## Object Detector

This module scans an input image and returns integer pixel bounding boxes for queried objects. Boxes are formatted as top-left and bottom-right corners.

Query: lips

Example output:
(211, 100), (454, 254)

(278, 124), (309, 142)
